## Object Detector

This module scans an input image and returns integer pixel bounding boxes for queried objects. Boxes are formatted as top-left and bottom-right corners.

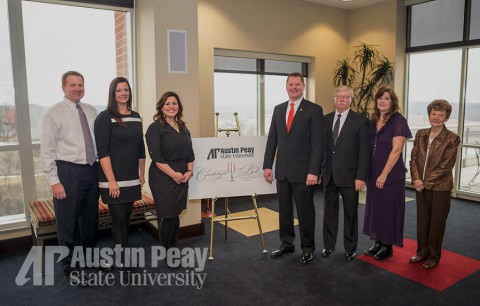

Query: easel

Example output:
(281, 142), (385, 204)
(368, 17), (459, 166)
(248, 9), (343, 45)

(208, 112), (267, 260)
(202, 112), (242, 219)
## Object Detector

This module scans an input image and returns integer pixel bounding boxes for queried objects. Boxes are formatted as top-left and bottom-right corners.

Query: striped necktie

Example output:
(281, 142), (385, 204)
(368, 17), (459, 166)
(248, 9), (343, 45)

(332, 113), (341, 145)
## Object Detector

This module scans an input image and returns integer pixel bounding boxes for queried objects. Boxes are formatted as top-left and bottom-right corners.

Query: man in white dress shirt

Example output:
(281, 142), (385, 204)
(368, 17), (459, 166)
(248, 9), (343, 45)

(41, 71), (100, 285)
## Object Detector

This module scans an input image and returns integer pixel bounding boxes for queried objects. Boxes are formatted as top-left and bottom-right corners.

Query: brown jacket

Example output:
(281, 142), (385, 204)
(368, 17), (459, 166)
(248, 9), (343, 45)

(410, 126), (460, 191)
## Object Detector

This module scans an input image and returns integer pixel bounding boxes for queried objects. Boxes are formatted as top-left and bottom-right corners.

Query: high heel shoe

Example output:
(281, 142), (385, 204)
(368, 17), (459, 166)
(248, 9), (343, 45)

(374, 244), (393, 261)
(364, 241), (382, 257)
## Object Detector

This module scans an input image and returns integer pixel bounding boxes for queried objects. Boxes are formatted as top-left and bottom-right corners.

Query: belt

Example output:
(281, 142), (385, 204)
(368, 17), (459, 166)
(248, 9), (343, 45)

(56, 160), (98, 167)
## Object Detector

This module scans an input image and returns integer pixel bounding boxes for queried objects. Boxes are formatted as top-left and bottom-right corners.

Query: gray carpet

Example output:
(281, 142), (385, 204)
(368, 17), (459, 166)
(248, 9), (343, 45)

(1, 187), (479, 305)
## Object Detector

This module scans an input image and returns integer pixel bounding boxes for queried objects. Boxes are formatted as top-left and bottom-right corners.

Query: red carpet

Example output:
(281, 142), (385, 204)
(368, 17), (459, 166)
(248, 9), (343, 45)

(358, 238), (480, 291)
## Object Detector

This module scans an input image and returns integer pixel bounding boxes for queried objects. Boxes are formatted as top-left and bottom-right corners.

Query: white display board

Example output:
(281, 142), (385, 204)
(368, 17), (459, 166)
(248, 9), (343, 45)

(188, 136), (277, 199)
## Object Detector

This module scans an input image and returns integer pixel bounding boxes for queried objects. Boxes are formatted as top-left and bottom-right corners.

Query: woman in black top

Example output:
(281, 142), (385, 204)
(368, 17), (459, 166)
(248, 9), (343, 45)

(94, 77), (146, 264)
(145, 91), (195, 250)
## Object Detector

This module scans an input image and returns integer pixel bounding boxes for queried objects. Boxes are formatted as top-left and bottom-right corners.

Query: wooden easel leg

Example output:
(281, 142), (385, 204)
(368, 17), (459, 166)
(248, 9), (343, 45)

(201, 198), (214, 218)
(209, 196), (217, 260)
(251, 193), (267, 254)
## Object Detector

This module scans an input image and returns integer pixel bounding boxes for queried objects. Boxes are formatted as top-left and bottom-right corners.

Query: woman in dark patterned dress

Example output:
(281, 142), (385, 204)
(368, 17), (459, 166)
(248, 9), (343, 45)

(94, 77), (146, 265)
(145, 92), (195, 251)
(363, 87), (412, 260)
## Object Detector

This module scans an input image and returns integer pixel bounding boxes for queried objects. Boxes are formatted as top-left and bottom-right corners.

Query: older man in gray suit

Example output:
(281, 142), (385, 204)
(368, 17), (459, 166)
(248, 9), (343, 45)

(322, 86), (370, 261)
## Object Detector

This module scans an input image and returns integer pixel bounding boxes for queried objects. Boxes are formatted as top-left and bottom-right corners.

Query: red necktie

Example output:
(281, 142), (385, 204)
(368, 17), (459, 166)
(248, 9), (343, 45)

(286, 103), (295, 132)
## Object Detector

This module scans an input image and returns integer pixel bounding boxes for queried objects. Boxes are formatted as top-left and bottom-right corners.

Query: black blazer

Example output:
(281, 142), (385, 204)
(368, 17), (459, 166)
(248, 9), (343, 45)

(263, 99), (325, 183)
(322, 110), (370, 187)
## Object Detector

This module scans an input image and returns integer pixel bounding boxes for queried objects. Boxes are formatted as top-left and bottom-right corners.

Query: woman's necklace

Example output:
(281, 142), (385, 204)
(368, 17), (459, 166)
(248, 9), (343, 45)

(171, 121), (180, 133)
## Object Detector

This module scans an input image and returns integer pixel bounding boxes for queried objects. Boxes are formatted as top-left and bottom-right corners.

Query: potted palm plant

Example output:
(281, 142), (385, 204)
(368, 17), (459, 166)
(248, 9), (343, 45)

(333, 42), (394, 117)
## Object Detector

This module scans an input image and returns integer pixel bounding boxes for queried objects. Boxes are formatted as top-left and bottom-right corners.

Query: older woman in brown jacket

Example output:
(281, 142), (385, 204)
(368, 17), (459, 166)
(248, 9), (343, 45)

(409, 99), (460, 269)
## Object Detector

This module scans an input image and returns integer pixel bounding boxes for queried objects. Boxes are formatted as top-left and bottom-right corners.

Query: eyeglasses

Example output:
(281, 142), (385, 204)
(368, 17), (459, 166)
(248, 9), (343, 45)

(334, 95), (352, 100)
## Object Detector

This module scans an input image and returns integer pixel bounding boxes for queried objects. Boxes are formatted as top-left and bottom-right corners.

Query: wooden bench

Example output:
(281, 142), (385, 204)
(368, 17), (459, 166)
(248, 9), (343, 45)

(29, 193), (156, 274)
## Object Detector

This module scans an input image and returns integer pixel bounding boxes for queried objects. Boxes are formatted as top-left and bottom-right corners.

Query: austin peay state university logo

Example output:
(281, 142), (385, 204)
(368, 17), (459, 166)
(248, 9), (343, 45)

(207, 148), (222, 160)
(16, 246), (208, 287)
(207, 146), (255, 160)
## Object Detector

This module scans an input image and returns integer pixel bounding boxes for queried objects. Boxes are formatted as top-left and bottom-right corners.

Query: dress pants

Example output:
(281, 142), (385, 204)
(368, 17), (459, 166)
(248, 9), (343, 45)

(415, 189), (451, 263)
(323, 175), (358, 253)
(54, 161), (99, 273)
(277, 179), (316, 253)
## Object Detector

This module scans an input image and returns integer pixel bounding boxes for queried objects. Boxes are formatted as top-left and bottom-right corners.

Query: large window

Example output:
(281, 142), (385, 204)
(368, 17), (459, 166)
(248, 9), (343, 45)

(214, 73), (257, 136)
(0, 0), (22, 222)
(0, 0), (133, 228)
(405, 50), (462, 183)
(471, 0), (480, 40)
(459, 47), (480, 190)
(409, 0), (464, 47)
(463, 48), (480, 145)
(214, 51), (309, 136)
(22, 1), (128, 202)
(406, 0), (480, 199)
(406, 50), (461, 135)
(264, 75), (289, 135)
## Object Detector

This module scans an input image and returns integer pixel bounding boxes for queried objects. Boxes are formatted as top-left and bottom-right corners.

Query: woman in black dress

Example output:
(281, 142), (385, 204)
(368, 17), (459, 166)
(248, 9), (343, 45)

(94, 77), (146, 264)
(145, 91), (194, 250)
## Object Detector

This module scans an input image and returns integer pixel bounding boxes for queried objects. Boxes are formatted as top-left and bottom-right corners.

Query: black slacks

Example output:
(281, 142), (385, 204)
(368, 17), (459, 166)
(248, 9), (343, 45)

(323, 175), (358, 253)
(54, 161), (99, 271)
(277, 179), (316, 253)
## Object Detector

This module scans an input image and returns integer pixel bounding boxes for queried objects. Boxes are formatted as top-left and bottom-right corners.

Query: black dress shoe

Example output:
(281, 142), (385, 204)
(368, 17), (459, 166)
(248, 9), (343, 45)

(300, 252), (313, 264)
(345, 252), (356, 261)
(374, 245), (393, 261)
(364, 241), (382, 256)
(270, 246), (295, 258)
(321, 249), (333, 258)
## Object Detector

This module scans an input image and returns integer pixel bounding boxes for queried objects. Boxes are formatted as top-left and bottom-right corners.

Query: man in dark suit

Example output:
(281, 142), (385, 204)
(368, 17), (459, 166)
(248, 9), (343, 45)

(263, 72), (325, 264)
(321, 86), (369, 261)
